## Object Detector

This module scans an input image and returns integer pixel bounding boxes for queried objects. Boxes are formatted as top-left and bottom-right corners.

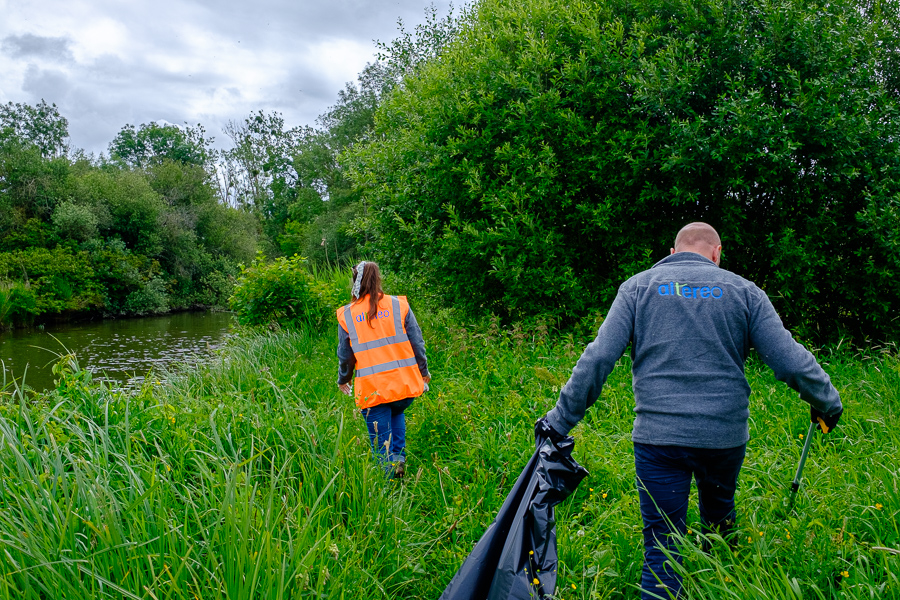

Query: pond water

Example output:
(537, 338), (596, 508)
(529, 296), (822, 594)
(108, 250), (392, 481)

(0, 311), (234, 391)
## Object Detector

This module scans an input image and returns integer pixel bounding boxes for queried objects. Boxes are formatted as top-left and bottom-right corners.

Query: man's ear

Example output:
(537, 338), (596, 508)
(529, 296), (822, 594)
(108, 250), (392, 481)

(670, 248), (676, 255)
(712, 245), (722, 265)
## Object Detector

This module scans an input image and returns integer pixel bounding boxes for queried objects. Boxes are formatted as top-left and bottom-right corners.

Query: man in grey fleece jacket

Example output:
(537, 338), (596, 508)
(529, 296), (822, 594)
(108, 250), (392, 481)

(537, 222), (843, 599)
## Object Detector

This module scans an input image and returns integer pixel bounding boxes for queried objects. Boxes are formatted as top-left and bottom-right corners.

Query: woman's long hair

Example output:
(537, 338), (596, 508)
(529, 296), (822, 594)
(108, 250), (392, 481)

(352, 262), (384, 327)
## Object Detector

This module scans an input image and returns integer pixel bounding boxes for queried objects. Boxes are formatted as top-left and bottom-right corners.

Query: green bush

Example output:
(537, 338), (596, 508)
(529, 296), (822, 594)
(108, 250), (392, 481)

(0, 280), (38, 328)
(51, 200), (98, 242)
(229, 254), (338, 329)
(0, 247), (103, 315)
(122, 276), (169, 315)
(279, 204), (361, 265)
(83, 238), (162, 314)
(349, 0), (900, 342)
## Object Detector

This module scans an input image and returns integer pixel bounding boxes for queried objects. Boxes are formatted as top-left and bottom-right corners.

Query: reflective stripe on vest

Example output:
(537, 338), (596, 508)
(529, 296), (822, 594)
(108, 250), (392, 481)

(342, 296), (408, 353)
(337, 294), (424, 408)
(355, 356), (419, 378)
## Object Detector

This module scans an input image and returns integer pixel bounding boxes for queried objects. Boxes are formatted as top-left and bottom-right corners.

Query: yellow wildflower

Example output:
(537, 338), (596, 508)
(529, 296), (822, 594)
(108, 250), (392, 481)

(533, 578), (540, 585)
(841, 571), (850, 578)
(799, 433), (804, 439)
(571, 584), (577, 590)
(529, 550), (534, 555)
(602, 493), (608, 498)
(875, 503), (883, 510)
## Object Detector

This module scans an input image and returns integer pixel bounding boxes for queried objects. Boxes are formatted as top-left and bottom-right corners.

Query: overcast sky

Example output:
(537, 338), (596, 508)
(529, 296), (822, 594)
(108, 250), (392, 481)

(0, 0), (454, 155)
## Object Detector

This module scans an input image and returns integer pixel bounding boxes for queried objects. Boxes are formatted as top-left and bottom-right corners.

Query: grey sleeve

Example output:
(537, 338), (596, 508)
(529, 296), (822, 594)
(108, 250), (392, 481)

(749, 289), (842, 415)
(336, 324), (356, 385)
(545, 285), (635, 435)
(405, 308), (429, 377)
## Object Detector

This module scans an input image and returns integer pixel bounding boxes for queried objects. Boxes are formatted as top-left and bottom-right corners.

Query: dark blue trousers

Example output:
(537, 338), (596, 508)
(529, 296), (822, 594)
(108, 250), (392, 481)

(634, 442), (746, 599)
(361, 397), (414, 471)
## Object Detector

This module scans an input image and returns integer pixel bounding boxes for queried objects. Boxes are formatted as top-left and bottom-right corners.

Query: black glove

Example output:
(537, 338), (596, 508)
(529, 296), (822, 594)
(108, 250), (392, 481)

(535, 416), (566, 446)
(811, 406), (842, 434)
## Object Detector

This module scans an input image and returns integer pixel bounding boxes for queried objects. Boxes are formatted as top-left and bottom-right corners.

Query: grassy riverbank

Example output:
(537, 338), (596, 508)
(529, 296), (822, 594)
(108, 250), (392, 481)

(0, 312), (898, 599)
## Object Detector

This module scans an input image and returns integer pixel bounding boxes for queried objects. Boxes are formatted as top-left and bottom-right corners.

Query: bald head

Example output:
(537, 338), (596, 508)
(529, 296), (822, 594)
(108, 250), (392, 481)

(671, 222), (722, 265)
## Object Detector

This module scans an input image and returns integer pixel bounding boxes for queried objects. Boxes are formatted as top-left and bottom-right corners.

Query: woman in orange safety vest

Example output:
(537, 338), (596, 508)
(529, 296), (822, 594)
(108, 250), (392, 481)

(337, 261), (430, 478)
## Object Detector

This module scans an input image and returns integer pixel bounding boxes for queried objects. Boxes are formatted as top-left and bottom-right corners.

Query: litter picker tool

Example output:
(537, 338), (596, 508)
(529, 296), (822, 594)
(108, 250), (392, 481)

(789, 417), (829, 508)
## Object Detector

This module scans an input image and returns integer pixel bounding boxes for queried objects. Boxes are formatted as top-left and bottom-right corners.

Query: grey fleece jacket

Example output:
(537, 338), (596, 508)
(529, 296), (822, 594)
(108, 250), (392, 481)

(546, 252), (842, 449)
(337, 302), (429, 385)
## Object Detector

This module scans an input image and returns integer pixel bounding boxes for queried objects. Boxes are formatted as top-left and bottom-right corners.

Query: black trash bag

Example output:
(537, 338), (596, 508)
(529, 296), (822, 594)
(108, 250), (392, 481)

(439, 435), (589, 600)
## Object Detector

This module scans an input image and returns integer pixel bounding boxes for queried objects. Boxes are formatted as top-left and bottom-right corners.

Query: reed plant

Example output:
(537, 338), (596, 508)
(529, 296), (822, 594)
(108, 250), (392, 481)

(1, 307), (898, 598)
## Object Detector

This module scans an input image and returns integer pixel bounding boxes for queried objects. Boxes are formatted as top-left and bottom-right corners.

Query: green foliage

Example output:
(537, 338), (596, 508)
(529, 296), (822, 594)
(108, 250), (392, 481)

(213, 7), (460, 262)
(1, 311), (898, 598)
(51, 199), (98, 242)
(0, 130), (73, 230)
(0, 280), (38, 328)
(108, 121), (214, 169)
(229, 254), (343, 329)
(0, 99), (69, 158)
(349, 0), (900, 341)
(122, 276), (169, 315)
(374, 2), (462, 82)
(279, 204), (361, 264)
(0, 114), (259, 323)
(74, 167), (165, 255)
(0, 247), (103, 314)
(220, 111), (306, 243)
(0, 218), (53, 251)
(83, 239), (165, 314)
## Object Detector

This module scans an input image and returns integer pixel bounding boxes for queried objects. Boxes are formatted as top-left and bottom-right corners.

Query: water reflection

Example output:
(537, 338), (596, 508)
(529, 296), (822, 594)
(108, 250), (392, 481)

(0, 311), (234, 391)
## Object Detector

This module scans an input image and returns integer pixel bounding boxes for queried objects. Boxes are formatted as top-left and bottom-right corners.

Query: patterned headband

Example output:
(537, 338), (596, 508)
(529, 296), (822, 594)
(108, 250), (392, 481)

(352, 261), (367, 298)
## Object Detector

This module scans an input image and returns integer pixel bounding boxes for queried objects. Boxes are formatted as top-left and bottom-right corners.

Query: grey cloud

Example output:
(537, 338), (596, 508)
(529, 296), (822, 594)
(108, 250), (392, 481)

(0, 0), (454, 154)
(22, 64), (72, 101)
(188, 0), (450, 50)
(2, 33), (74, 62)
(266, 67), (339, 107)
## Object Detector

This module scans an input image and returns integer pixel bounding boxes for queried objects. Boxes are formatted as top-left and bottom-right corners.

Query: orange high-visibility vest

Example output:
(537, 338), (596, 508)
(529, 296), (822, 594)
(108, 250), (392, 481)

(337, 294), (425, 409)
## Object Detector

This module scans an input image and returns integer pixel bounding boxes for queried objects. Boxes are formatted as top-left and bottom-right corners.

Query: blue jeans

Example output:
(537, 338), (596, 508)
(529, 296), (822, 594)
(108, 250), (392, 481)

(362, 398), (413, 470)
(634, 442), (746, 599)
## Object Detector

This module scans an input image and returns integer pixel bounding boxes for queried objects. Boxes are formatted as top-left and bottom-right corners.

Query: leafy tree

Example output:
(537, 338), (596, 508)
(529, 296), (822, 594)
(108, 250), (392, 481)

(221, 112), (304, 209)
(0, 129), (71, 246)
(215, 6), (460, 261)
(73, 169), (165, 256)
(375, 3), (462, 84)
(349, 0), (900, 341)
(280, 81), (380, 262)
(221, 111), (305, 246)
(0, 99), (70, 158)
(52, 200), (99, 242)
(0, 105), (258, 321)
(109, 122), (214, 169)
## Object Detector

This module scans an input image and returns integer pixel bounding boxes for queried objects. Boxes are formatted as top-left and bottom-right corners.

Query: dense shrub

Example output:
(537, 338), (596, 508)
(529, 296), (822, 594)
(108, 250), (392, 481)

(83, 239), (162, 314)
(123, 276), (169, 315)
(0, 120), (260, 323)
(0, 281), (38, 328)
(51, 200), (98, 242)
(279, 204), (362, 265)
(349, 0), (900, 342)
(0, 247), (103, 315)
(229, 254), (344, 329)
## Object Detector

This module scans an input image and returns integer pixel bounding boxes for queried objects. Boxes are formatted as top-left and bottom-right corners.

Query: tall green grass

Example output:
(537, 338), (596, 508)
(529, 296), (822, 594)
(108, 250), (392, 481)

(1, 309), (898, 598)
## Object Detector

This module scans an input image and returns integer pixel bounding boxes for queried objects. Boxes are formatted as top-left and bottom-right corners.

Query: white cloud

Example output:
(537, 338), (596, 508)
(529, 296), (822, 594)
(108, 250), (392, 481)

(0, 0), (455, 154)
